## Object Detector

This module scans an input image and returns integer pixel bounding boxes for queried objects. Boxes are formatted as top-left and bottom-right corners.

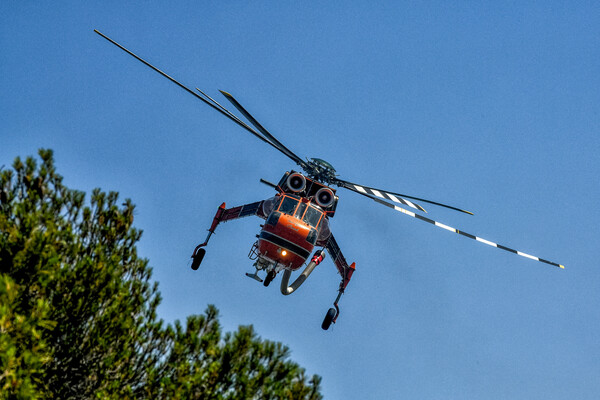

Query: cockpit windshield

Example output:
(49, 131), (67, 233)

(295, 202), (307, 219)
(303, 205), (322, 227)
(277, 196), (324, 228)
(278, 196), (299, 215)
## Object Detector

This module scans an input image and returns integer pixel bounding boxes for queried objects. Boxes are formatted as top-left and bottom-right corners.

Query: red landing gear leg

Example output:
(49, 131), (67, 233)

(321, 262), (356, 330)
(191, 203), (226, 270)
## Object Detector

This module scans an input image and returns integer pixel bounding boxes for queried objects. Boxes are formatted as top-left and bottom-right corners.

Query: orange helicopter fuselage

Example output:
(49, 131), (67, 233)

(257, 194), (326, 270)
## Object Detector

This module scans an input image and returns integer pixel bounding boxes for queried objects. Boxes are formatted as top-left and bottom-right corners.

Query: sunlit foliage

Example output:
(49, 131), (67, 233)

(0, 150), (322, 399)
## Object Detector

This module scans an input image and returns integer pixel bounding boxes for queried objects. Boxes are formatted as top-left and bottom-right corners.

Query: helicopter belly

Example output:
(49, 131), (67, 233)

(258, 215), (314, 270)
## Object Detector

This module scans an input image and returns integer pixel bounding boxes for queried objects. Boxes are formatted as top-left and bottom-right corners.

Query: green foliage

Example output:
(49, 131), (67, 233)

(0, 150), (322, 399)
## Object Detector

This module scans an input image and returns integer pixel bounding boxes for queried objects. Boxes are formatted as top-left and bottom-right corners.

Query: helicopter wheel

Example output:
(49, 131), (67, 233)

(191, 248), (206, 270)
(263, 270), (276, 287)
(321, 307), (337, 330)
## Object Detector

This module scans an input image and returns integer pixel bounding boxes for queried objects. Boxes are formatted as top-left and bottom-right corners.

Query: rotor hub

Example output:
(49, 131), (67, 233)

(304, 158), (337, 184)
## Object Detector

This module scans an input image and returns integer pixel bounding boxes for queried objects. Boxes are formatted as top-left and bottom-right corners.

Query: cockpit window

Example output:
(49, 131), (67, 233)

(261, 196), (281, 216)
(303, 205), (322, 227)
(295, 202), (307, 219)
(278, 196), (299, 215)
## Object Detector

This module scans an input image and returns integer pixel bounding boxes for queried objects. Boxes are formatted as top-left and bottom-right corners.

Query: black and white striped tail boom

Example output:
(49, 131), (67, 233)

(372, 197), (564, 269)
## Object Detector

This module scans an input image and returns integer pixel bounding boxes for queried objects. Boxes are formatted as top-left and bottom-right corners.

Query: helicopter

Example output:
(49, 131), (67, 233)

(95, 30), (564, 330)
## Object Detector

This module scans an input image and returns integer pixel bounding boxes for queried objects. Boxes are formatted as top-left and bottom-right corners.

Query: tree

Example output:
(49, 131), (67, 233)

(0, 149), (322, 399)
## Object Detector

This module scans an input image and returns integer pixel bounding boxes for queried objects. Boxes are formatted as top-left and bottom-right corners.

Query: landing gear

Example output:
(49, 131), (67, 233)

(191, 248), (206, 270)
(321, 290), (343, 330)
(190, 203), (227, 270)
(263, 270), (276, 287)
(321, 307), (337, 330)
(246, 257), (273, 284)
(245, 270), (263, 283)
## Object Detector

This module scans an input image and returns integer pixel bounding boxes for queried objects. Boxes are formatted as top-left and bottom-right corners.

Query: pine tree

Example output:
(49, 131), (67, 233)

(0, 149), (322, 399)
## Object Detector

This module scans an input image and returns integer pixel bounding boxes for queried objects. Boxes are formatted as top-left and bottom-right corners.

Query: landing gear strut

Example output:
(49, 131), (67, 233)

(190, 203), (227, 270)
(321, 290), (343, 330)
(321, 259), (354, 330)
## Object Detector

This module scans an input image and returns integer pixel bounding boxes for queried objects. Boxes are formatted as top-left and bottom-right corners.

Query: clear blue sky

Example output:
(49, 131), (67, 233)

(2, 2), (599, 398)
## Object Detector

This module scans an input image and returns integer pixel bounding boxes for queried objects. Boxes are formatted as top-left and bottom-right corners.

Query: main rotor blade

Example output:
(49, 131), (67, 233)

(336, 180), (427, 213)
(337, 178), (473, 215)
(370, 195), (564, 269)
(219, 90), (307, 168)
(194, 87), (261, 134)
(94, 29), (300, 163)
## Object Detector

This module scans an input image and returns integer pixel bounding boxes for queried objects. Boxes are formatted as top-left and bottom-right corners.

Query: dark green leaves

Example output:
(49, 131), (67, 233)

(0, 150), (321, 400)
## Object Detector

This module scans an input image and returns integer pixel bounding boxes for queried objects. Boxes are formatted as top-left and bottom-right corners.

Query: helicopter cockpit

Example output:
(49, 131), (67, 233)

(262, 195), (331, 242)
(268, 195), (324, 227)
